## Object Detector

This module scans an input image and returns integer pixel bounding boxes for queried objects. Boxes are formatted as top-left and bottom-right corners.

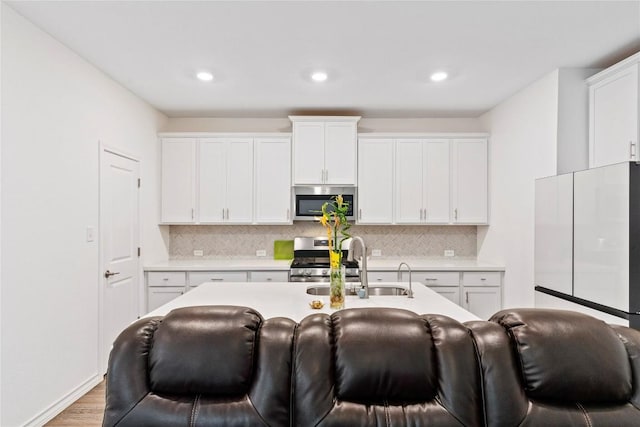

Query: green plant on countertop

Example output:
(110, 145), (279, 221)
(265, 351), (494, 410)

(318, 195), (351, 308)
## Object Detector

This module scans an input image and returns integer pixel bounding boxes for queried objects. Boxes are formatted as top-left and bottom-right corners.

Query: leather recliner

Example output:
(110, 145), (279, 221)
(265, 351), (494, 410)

(103, 306), (640, 427)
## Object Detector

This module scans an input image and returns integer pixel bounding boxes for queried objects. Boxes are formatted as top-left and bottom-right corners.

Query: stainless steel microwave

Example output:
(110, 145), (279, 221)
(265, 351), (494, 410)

(293, 187), (356, 221)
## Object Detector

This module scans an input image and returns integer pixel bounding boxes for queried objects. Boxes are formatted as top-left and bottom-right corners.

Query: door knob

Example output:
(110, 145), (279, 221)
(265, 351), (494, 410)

(104, 270), (120, 278)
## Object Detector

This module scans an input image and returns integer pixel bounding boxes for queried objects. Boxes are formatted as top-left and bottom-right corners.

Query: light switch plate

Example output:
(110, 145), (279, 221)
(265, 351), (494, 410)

(86, 226), (95, 242)
(371, 249), (382, 257)
(256, 249), (267, 257)
(193, 249), (204, 256)
(444, 249), (455, 257)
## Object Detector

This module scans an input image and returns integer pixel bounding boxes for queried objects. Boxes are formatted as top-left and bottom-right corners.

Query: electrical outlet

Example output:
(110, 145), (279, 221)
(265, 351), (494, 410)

(86, 226), (95, 242)
(193, 249), (204, 256)
(371, 249), (382, 257)
(256, 249), (267, 257)
(444, 249), (455, 257)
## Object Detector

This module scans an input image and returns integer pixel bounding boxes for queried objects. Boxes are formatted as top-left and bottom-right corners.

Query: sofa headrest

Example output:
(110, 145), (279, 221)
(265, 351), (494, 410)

(490, 309), (632, 403)
(331, 308), (437, 404)
(148, 306), (262, 396)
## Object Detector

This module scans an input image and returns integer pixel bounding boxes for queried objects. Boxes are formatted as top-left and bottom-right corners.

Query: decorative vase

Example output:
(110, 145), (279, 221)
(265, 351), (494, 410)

(329, 251), (346, 309)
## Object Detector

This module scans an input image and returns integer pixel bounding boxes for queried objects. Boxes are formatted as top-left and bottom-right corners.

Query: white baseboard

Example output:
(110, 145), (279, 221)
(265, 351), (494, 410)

(23, 374), (102, 427)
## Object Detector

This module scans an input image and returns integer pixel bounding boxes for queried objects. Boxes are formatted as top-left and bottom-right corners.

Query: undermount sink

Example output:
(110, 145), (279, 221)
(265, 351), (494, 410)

(306, 286), (409, 296)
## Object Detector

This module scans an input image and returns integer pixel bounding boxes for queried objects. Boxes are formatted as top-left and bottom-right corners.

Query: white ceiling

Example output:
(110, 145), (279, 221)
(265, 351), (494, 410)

(7, 1), (640, 118)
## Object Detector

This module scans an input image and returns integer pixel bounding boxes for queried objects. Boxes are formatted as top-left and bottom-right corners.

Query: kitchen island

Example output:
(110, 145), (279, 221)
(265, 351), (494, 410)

(145, 281), (479, 322)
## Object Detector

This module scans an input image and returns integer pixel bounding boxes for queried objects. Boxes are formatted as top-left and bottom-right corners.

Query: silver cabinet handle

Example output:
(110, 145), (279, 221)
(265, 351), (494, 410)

(359, 208), (362, 220)
(465, 291), (469, 304)
(631, 141), (636, 160)
(209, 278), (224, 281)
(286, 208), (290, 220)
(423, 209), (427, 222)
(104, 270), (120, 278)
(321, 169), (325, 183)
(325, 169), (328, 183)
(222, 208), (225, 220)
(454, 208), (458, 220)
(266, 278), (272, 281)
(191, 208), (195, 220)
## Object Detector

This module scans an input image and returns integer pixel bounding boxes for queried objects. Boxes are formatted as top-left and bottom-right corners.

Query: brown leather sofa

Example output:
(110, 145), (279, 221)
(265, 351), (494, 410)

(103, 306), (640, 427)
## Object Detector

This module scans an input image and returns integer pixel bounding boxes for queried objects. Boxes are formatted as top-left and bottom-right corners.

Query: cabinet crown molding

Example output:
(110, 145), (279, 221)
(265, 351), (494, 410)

(158, 132), (291, 138)
(586, 51), (640, 85)
(288, 115), (361, 122)
(358, 132), (489, 139)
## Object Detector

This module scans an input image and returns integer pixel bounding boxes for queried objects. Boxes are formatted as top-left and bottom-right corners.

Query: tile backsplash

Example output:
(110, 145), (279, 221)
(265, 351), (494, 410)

(169, 224), (477, 259)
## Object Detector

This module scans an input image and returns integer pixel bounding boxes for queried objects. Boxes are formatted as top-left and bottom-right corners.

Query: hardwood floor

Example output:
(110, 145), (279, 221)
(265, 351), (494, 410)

(45, 381), (105, 426)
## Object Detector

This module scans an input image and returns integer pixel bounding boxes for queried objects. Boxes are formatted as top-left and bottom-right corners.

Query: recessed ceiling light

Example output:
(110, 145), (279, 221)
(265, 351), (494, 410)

(430, 71), (448, 82)
(196, 71), (214, 82)
(311, 71), (328, 82)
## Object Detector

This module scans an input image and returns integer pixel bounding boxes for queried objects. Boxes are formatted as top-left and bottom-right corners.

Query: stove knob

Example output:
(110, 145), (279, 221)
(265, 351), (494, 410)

(322, 269), (328, 275)
(304, 269), (311, 276)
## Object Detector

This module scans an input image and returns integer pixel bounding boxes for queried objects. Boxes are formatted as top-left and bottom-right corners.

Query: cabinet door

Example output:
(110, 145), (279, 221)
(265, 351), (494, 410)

(249, 271), (290, 282)
(428, 286), (460, 305)
(325, 122), (357, 185)
(395, 139), (424, 223)
(225, 138), (254, 223)
(573, 163), (629, 312)
(147, 286), (185, 312)
(293, 122), (325, 184)
(161, 138), (196, 223)
(535, 173), (573, 295)
(424, 139), (451, 223)
(198, 139), (227, 223)
(255, 138), (291, 224)
(452, 139), (488, 224)
(590, 63), (639, 168)
(462, 286), (501, 320)
(357, 138), (393, 223)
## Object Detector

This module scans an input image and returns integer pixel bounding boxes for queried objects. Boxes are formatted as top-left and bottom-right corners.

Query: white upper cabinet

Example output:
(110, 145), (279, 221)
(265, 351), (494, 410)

(160, 133), (290, 225)
(290, 116), (360, 185)
(161, 138), (196, 223)
(395, 139), (451, 224)
(357, 138), (394, 223)
(254, 137), (292, 224)
(588, 53), (640, 168)
(199, 138), (254, 224)
(452, 139), (488, 224)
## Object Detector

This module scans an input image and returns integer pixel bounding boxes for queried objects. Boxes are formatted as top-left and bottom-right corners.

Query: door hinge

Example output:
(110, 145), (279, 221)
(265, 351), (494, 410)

(137, 178), (141, 188)
(137, 247), (141, 257)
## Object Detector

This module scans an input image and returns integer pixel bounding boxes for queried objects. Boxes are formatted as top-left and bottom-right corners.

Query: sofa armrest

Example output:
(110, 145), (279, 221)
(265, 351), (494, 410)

(103, 317), (161, 427)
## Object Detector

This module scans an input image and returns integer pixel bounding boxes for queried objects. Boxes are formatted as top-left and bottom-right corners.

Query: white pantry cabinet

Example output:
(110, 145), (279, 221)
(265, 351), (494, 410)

(357, 138), (394, 223)
(290, 116), (360, 185)
(254, 137), (292, 224)
(395, 139), (451, 224)
(588, 53), (640, 168)
(199, 138), (253, 224)
(161, 138), (196, 223)
(452, 139), (488, 224)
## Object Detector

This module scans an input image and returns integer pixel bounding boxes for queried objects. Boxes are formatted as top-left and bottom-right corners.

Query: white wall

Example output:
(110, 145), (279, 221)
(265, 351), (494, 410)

(556, 68), (600, 174)
(163, 116), (483, 133)
(1, 5), (167, 426)
(478, 71), (559, 309)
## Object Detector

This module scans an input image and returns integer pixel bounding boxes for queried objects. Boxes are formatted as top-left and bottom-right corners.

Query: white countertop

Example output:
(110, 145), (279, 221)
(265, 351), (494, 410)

(144, 281), (480, 323)
(144, 258), (504, 272)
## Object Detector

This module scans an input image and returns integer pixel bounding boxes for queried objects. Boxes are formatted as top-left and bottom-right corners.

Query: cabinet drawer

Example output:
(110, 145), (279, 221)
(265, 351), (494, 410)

(368, 271), (399, 283)
(462, 272), (501, 286)
(250, 271), (289, 282)
(402, 271), (459, 286)
(189, 271), (248, 286)
(147, 271), (187, 287)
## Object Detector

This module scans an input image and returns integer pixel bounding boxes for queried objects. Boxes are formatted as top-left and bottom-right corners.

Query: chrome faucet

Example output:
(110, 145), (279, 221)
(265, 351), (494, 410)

(397, 262), (414, 298)
(347, 236), (369, 298)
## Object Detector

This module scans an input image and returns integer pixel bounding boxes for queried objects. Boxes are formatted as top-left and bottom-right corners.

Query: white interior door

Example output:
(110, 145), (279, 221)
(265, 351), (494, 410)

(100, 148), (140, 372)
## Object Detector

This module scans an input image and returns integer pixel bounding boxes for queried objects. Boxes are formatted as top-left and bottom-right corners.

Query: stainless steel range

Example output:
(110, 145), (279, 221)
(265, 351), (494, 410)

(289, 237), (360, 282)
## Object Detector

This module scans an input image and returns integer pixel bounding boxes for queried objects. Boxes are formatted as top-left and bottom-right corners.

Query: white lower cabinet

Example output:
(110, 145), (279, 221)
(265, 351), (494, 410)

(148, 287), (186, 311)
(188, 271), (248, 287)
(249, 271), (290, 282)
(461, 272), (502, 320)
(429, 286), (461, 305)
